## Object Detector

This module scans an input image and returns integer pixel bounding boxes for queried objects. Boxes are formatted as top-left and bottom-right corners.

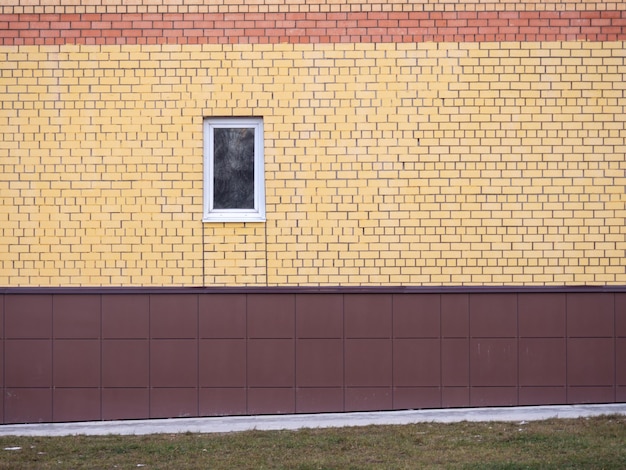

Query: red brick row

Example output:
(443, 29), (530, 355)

(1, 10), (625, 45)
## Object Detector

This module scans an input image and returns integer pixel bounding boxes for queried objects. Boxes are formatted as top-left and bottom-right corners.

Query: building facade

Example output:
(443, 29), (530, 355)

(0, 0), (625, 423)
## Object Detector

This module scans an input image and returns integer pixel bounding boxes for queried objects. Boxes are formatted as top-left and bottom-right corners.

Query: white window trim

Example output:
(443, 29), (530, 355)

(203, 117), (265, 222)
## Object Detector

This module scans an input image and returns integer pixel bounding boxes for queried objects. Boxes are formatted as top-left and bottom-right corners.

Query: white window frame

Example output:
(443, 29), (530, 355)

(203, 117), (265, 222)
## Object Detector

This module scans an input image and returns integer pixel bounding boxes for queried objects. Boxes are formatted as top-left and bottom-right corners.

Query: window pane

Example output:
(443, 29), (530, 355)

(213, 127), (255, 209)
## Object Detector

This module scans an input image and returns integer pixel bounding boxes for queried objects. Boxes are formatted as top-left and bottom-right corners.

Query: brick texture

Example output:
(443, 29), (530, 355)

(2, 0), (626, 15)
(1, 1), (625, 287)
(1, 10), (626, 45)
(1, 40), (625, 286)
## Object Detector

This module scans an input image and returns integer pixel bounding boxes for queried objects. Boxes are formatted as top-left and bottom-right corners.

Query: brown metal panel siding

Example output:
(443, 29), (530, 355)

(0, 295), (3, 424)
(0, 289), (623, 424)
(618, 295), (626, 401)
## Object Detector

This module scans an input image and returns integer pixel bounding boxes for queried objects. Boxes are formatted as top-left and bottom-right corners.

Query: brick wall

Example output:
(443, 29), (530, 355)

(1, 1), (625, 287)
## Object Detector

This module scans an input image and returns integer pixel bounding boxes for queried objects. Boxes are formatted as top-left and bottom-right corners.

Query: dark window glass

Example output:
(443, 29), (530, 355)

(213, 127), (255, 209)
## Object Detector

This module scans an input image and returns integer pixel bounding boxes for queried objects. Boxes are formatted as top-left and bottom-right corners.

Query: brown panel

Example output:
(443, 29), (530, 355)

(200, 388), (247, 416)
(150, 339), (198, 388)
(102, 295), (149, 339)
(5, 295), (52, 339)
(393, 338), (440, 387)
(150, 388), (198, 419)
(345, 294), (392, 339)
(393, 387), (441, 410)
(295, 388), (344, 414)
(5, 339), (52, 387)
(53, 294), (100, 339)
(519, 387), (566, 406)
(0, 294), (4, 337)
(442, 387), (470, 408)
(247, 339), (295, 388)
(441, 338), (469, 386)
(567, 293), (614, 337)
(441, 294), (469, 338)
(102, 388), (150, 421)
(345, 388), (392, 412)
(567, 338), (614, 386)
(53, 388), (100, 422)
(53, 340), (100, 388)
(617, 338), (626, 386)
(393, 294), (440, 338)
(470, 387), (517, 407)
(0, 295), (3, 407)
(248, 388), (295, 415)
(470, 339), (517, 387)
(150, 294), (198, 339)
(519, 338), (566, 387)
(345, 339), (392, 387)
(469, 293), (517, 338)
(199, 339), (246, 388)
(568, 387), (615, 404)
(617, 294), (626, 337)
(199, 294), (246, 339)
(518, 293), (566, 338)
(295, 294), (343, 339)
(4, 388), (52, 424)
(102, 340), (149, 388)
(1, 288), (623, 424)
(247, 294), (295, 339)
(296, 339), (343, 387)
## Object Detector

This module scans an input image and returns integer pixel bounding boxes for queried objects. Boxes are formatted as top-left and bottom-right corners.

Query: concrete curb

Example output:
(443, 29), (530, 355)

(0, 403), (624, 437)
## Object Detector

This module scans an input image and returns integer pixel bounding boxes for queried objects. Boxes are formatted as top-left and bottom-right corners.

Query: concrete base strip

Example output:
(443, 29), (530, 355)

(0, 404), (624, 437)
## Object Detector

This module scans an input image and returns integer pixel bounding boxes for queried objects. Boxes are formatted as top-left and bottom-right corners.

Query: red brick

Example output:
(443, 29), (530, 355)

(327, 12), (347, 21)
(285, 13), (307, 21)
(254, 20), (275, 28)
(459, 27), (479, 36)
(142, 14), (163, 21)
(132, 21), (153, 29)
(29, 21), (50, 29)
(122, 29), (142, 38)
(244, 28), (265, 37)
(194, 20), (216, 29)
(316, 20), (338, 28)
(143, 29), (163, 37)
(39, 29), (59, 38)
(81, 14), (101, 22)
(185, 13), (206, 22)
(346, 27), (367, 36)
(581, 11), (602, 19)
(600, 11), (622, 19)
(163, 29), (183, 37)
(1, 8), (624, 46)
(102, 29), (122, 38)
(591, 18), (612, 26)
(81, 29), (101, 37)
(154, 21), (174, 29)
(519, 11), (540, 20)
(183, 29), (203, 37)
(9, 21), (29, 30)
(112, 21), (133, 29)
(214, 20), (235, 28)
(224, 28), (244, 37)
(477, 12), (499, 20)
(478, 26), (499, 35)
(60, 29), (80, 38)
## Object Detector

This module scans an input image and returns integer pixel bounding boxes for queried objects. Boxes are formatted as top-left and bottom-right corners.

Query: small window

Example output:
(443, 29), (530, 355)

(203, 117), (265, 222)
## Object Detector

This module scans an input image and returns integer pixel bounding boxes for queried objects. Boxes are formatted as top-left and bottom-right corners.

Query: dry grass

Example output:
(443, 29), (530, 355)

(0, 415), (624, 469)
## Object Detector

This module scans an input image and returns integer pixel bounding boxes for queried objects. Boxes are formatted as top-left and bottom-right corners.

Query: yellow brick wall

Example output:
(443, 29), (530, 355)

(1, 41), (625, 286)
